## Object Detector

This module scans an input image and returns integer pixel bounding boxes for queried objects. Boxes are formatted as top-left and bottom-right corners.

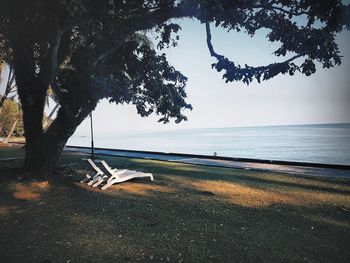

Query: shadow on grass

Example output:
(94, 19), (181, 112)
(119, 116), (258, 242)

(0, 146), (25, 159)
(0, 153), (350, 263)
(97, 155), (350, 196)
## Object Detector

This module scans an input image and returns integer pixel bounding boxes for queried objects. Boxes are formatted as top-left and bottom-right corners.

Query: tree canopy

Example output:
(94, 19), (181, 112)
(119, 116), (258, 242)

(0, 0), (349, 175)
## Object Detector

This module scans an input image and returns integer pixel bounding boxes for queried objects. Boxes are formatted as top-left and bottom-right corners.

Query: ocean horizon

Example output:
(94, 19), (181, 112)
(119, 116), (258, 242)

(68, 123), (350, 165)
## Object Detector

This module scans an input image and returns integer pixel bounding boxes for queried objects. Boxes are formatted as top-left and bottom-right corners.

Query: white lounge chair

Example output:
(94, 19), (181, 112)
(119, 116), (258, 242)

(91, 174), (109, 188)
(80, 159), (104, 185)
(100, 160), (154, 190)
(91, 165), (130, 188)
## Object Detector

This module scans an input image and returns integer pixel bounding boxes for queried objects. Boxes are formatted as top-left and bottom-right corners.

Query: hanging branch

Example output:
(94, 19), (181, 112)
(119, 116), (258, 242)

(0, 65), (17, 110)
(205, 22), (303, 84)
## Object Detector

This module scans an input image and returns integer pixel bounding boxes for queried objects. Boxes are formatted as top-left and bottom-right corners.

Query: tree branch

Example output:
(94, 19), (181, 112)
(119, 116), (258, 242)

(205, 22), (224, 60)
(92, 37), (130, 68)
(252, 4), (309, 17)
(205, 22), (303, 84)
(39, 16), (68, 89)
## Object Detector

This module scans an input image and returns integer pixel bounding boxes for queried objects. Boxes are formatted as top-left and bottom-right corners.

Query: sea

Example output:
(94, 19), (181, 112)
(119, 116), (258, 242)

(67, 123), (350, 165)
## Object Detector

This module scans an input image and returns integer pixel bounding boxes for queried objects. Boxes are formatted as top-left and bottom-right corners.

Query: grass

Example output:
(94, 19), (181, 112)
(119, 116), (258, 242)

(0, 144), (25, 159)
(0, 146), (350, 262)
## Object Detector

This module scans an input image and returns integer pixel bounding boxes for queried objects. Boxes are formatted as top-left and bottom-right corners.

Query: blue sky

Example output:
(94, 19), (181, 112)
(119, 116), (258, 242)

(1, 18), (350, 134)
(77, 19), (350, 133)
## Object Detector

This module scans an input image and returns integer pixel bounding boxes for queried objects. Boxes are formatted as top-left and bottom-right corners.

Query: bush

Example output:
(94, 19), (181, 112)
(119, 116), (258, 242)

(0, 98), (24, 137)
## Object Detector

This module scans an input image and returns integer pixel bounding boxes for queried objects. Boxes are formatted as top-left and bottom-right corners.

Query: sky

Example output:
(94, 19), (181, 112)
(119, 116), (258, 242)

(1, 18), (350, 134)
(76, 18), (350, 133)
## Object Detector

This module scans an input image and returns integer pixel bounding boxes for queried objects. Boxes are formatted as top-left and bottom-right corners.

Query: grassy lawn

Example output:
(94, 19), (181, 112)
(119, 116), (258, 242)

(0, 144), (25, 159)
(0, 146), (350, 262)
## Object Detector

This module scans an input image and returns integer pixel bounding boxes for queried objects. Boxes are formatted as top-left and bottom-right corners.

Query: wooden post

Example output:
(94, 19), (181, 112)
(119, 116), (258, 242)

(90, 112), (94, 160)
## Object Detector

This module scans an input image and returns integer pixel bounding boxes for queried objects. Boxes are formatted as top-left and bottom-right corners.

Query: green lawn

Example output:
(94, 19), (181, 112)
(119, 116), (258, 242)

(1, 146), (350, 262)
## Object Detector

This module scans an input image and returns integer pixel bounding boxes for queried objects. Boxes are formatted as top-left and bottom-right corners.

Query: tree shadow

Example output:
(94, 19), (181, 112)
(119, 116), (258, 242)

(1, 155), (350, 262)
(99, 156), (350, 196)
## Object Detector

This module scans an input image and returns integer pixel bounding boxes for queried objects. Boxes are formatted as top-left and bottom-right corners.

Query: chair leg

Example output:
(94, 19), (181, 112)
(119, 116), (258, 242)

(107, 175), (118, 184)
(87, 173), (101, 186)
(101, 178), (117, 190)
(80, 174), (92, 183)
(92, 177), (103, 187)
(93, 175), (108, 187)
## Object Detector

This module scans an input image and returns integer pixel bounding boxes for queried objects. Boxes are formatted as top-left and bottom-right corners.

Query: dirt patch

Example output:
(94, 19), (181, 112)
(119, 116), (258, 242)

(13, 181), (50, 201)
(168, 177), (350, 208)
(0, 206), (10, 216)
(109, 182), (175, 196)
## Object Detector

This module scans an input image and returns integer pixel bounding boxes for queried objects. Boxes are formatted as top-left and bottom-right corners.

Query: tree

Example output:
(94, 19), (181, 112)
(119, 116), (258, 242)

(0, 0), (349, 177)
(0, 63), (17, 112)
(0, 62), (22, 142)
(0, 98), (24, 139)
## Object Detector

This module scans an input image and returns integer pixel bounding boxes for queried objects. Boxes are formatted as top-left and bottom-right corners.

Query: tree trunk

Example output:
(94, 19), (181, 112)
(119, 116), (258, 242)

(7, 14), (72, 177)
(9, 33), (48, 175)
(12, 57), (94, 177)
(8, 21), (97, 177)
(24, 105), (93, 177)
(20, 88), (47, 174)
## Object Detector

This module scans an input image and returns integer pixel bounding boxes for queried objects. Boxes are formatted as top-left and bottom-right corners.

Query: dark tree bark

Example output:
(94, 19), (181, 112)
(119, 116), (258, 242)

(7, 38), (92, 176)
(8, 24), (46, 174)
(9, 48), (52, 175)
(17, 104), (93, 177)
(7, 20), (63, 177)
(13, 72), (47, 174)
(37, 105), (93, 176)
(19, 81), (47, 175)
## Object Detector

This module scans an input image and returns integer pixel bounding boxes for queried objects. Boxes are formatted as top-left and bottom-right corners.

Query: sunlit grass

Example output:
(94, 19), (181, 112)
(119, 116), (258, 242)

(1, 146), (350, 262)
(13, 181), (50, 201)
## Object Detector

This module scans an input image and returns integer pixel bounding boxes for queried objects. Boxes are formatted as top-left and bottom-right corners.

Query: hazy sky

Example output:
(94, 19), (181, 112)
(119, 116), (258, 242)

(1, 18), (350, 134)
(77, 19), (350, 133)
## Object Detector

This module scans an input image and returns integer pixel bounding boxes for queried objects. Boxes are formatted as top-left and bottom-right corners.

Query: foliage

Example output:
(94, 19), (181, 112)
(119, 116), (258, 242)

(0, 63), (17, 109)
(0, 1), (348, 116)
(0, 97), (51, 138)
(201, 0), (350, 84)
(0, 98), (23, 137)
(0, 60), (5, 82)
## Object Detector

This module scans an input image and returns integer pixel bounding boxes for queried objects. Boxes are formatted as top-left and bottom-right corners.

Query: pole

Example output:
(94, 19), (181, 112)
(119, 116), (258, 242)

(90, 112), (94, 160)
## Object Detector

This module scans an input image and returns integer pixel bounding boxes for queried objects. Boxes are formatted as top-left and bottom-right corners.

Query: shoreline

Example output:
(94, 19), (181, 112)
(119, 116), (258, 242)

(65, 145), (350, 170)
(3, 143), (349, 178)
(8, 141), (350, 168)
(65, 145), (350, 179)
(67, 123), (350, 166)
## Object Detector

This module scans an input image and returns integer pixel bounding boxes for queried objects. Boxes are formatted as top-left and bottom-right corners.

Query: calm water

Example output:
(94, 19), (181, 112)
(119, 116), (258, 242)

(68, 123), (350, 165)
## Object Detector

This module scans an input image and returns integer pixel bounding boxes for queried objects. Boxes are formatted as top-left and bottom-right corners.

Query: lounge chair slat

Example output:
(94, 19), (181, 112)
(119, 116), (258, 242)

(100, 160), (154, 190)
